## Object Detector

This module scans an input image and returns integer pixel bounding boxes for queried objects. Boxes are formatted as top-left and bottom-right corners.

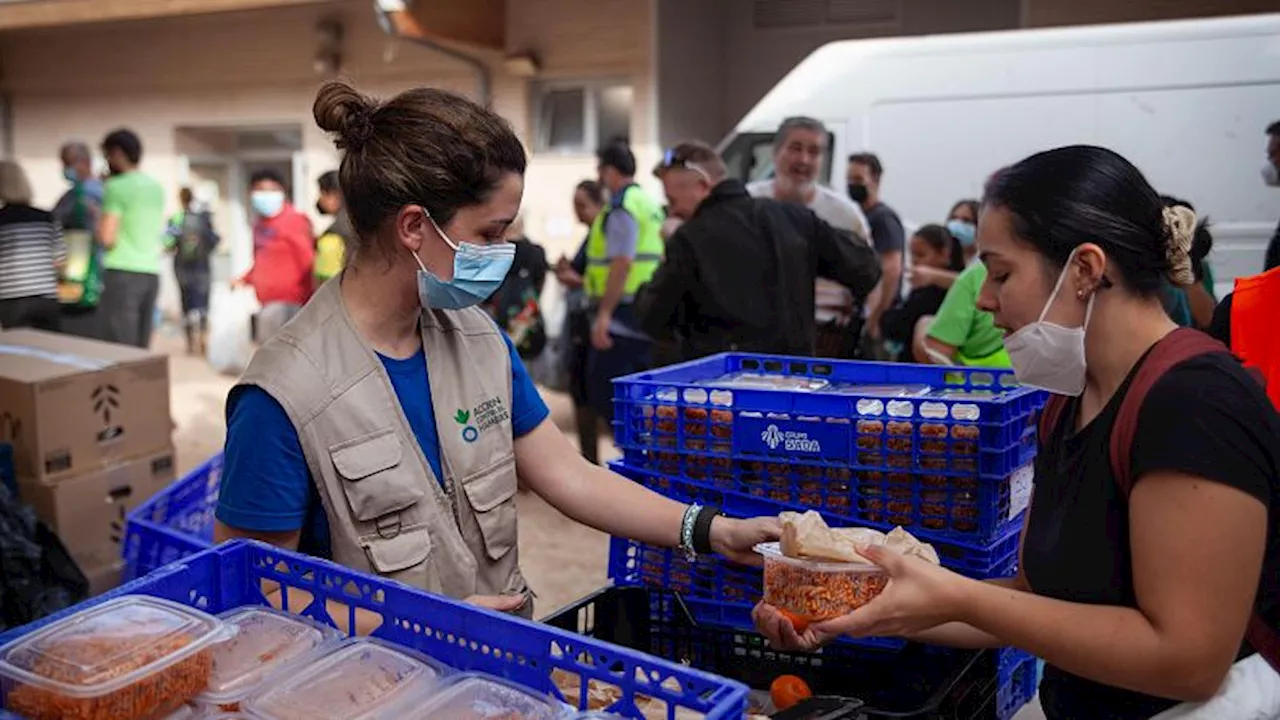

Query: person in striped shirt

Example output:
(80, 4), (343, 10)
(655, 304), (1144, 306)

(0, 161), (66, 332)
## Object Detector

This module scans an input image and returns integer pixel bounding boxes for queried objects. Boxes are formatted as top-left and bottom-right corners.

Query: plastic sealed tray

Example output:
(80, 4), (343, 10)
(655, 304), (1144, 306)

(757, 542), (889, 623)
(0, 595), (229, 720)
(245, 637), (448, 720)
(195, 607), (343, 712)
(408, 673), (564, 720)
(700, 372), (830, 392)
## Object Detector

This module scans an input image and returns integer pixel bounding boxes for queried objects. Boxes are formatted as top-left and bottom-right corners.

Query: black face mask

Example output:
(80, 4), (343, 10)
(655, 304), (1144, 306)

(847, 183), (869, 204)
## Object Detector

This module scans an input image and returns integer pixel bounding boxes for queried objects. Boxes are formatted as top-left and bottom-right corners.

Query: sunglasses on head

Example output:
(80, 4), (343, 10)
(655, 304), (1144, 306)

(660, 148), (711, 181)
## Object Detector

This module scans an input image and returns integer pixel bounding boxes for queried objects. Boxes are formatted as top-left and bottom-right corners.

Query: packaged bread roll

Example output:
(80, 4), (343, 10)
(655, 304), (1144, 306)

(778, 511), (939, 564)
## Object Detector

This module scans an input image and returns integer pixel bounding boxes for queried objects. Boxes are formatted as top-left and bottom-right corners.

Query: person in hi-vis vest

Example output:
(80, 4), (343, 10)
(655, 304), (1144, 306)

(214, 81), (777, 628)
(584, 142), (665, 427)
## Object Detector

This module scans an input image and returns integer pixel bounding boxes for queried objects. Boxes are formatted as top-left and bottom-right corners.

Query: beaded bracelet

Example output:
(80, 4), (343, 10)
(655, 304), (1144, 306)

(680, 503), (702, 561)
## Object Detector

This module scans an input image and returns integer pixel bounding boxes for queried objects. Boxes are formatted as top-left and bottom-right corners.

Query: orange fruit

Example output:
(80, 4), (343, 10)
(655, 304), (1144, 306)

(770, 674), (813, 712)
(778, 608), (810, 633)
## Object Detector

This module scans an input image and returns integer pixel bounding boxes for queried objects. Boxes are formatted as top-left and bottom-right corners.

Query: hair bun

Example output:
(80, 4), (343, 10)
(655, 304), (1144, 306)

(314, 80), (377, 151)
(1162, 205), (1196, 285)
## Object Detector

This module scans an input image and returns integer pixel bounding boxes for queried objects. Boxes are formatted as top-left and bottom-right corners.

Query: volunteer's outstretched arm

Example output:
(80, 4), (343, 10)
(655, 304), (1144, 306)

(757, 470), (1266, 703)
(514, 419), (779, 564)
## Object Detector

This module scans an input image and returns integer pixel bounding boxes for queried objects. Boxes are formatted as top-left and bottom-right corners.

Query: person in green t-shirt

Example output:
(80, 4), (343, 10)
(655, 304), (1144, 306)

(920, 261), (1011, 367)
(98, 129), (166, 348)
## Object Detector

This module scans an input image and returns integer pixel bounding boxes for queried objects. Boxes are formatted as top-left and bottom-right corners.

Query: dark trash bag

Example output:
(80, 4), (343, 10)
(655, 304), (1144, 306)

(0, 484), (89, 634)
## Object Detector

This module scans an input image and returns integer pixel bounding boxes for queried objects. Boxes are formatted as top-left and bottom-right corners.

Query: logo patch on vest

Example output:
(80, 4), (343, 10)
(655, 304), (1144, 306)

(454, 397), (510, 443)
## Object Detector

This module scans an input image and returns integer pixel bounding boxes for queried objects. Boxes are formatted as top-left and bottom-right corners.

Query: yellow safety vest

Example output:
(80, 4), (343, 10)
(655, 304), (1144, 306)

(584, 185), (664, 302)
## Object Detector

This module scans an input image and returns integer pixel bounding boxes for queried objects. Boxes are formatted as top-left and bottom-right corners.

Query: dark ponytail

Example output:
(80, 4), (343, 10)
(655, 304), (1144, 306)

(983, 145), (1174, 297)
(914, 223), (966, 272)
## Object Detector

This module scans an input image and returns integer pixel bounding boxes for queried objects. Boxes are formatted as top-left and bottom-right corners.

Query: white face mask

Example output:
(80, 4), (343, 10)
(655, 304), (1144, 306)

(1003, 251), (1095, 397)
(1262, 162), (1280, 188)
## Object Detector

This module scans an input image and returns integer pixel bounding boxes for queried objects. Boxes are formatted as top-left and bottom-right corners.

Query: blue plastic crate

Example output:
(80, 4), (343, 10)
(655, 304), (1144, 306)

(607, 532), (1017, 653)
(997, 648), (1039, 720)
(613, 354), (1047, 475)
(0, 540), (748, 720)
(607, 537), (908, 652)
(625, 435), (1035, 547)
(547, 586), (1018, 718)
(121, 453), (221, 581)
(611, 461), (1023, 575)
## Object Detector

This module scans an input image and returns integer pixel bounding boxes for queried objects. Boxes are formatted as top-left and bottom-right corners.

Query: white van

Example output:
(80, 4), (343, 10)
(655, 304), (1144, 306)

(719, 13), (1280, 296)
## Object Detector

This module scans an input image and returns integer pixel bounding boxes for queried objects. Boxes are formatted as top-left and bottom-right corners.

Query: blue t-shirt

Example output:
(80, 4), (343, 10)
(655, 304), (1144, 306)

(216, 332), (549, 559)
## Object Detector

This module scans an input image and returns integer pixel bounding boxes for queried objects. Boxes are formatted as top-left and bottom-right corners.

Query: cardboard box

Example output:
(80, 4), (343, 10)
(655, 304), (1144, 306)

(18, 447), (177, 574)
(0, 329), (172, 482)
(84, 560), (125, 597)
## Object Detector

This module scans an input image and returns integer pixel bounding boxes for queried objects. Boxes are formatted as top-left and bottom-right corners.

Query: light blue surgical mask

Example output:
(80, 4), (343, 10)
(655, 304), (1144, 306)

(63, 168), (79, 185)
(415, 216), (515, 310)
(251, 190), (285, 218)
(947, 219), (977, 248)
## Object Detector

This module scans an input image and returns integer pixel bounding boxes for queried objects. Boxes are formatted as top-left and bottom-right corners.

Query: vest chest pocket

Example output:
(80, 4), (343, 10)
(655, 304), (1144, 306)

(330, 429), (426, 522)
(460, 454), (519, 561)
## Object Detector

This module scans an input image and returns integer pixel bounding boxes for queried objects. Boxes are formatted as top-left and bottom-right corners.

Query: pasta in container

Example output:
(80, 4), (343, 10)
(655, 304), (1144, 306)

(0, 596), (231, 720)
(759, 512), (940, 624)
(244, 637), (448, 720)
(193, 607), (342, 713)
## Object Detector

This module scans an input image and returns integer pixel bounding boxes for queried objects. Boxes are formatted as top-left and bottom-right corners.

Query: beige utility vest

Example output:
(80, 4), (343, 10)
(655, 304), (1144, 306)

(237, 278), (528, 607)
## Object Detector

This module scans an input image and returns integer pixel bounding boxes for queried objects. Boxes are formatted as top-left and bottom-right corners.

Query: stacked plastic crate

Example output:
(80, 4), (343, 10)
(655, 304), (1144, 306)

(606, 353), (1047, 716)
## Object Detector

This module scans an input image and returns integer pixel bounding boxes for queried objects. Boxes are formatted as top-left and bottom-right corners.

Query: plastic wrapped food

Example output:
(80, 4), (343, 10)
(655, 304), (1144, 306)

(830, 383), (932, 397)
(777, 511), (939, 564)
(408, 674), (563, 720)
(195, 607), (342, 712)
(704, 372), (829, 392)
(759, 542), (888, 623)
(245, 637), (447, 720)
(760, 512), (940, 623)
(0, 595), (230, 720)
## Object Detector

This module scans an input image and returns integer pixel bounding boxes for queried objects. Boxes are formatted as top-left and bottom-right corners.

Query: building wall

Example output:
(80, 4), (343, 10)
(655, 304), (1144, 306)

(1023, 0), (1279, 27)
(505, 0), (660, 262)
(0, 0), (657, 316)
(655, 0), (730, 148)
(720, 0), (1021, 135)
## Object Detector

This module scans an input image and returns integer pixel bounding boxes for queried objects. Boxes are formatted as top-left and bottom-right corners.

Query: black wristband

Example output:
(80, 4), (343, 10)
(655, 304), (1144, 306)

(692, 506), (721, 556)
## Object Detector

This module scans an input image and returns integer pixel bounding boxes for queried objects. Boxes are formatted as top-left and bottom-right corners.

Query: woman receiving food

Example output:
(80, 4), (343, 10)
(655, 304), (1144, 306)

(215, 80), (777, 617)
(754, 145), (1279, 719)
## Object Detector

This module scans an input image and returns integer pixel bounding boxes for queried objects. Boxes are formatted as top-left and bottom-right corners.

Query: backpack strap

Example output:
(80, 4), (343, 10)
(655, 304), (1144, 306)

(1037, 394), (1070, 447)
(1109, 327), (1280, 671)
(1109, 328), (1231, 494)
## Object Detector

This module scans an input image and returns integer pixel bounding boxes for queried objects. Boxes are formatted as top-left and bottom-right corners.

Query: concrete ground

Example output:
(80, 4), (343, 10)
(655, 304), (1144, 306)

(161, 328), (1045, 719)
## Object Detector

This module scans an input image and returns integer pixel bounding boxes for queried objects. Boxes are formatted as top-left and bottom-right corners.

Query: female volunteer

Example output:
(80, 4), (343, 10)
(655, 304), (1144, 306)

(214, 81), (777, 617)
(755, 146), (1279, 719)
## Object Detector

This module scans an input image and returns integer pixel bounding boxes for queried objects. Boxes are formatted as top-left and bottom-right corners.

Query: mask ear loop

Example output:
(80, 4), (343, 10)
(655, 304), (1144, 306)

(1046, 247), (1099, 331)
(1038, 248), (1079, 324)
(424, 209), (460, 252)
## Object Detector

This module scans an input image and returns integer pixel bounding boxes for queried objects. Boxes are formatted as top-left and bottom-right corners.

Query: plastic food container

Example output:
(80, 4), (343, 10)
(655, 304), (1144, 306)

(195, 607), (342, 713)
(0, 595), (231, 720)
(245, 637), (448, 720)
(408, 674), (563, 720)
(706, 372), (830, 392)
(757, 542), (889, 623)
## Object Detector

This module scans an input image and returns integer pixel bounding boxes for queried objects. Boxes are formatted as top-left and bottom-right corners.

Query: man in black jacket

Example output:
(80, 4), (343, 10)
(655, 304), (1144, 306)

(636, 141), (881, 361)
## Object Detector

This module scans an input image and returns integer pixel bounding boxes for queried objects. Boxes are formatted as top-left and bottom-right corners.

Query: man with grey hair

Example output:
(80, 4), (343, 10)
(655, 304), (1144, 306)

(52, 141), (106, 338)
(747, 117), (875, 358)
(639, 141), (880, 361)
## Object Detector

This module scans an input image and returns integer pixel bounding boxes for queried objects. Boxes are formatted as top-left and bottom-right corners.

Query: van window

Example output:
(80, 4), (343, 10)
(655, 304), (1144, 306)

(721, 131), (836, 186)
